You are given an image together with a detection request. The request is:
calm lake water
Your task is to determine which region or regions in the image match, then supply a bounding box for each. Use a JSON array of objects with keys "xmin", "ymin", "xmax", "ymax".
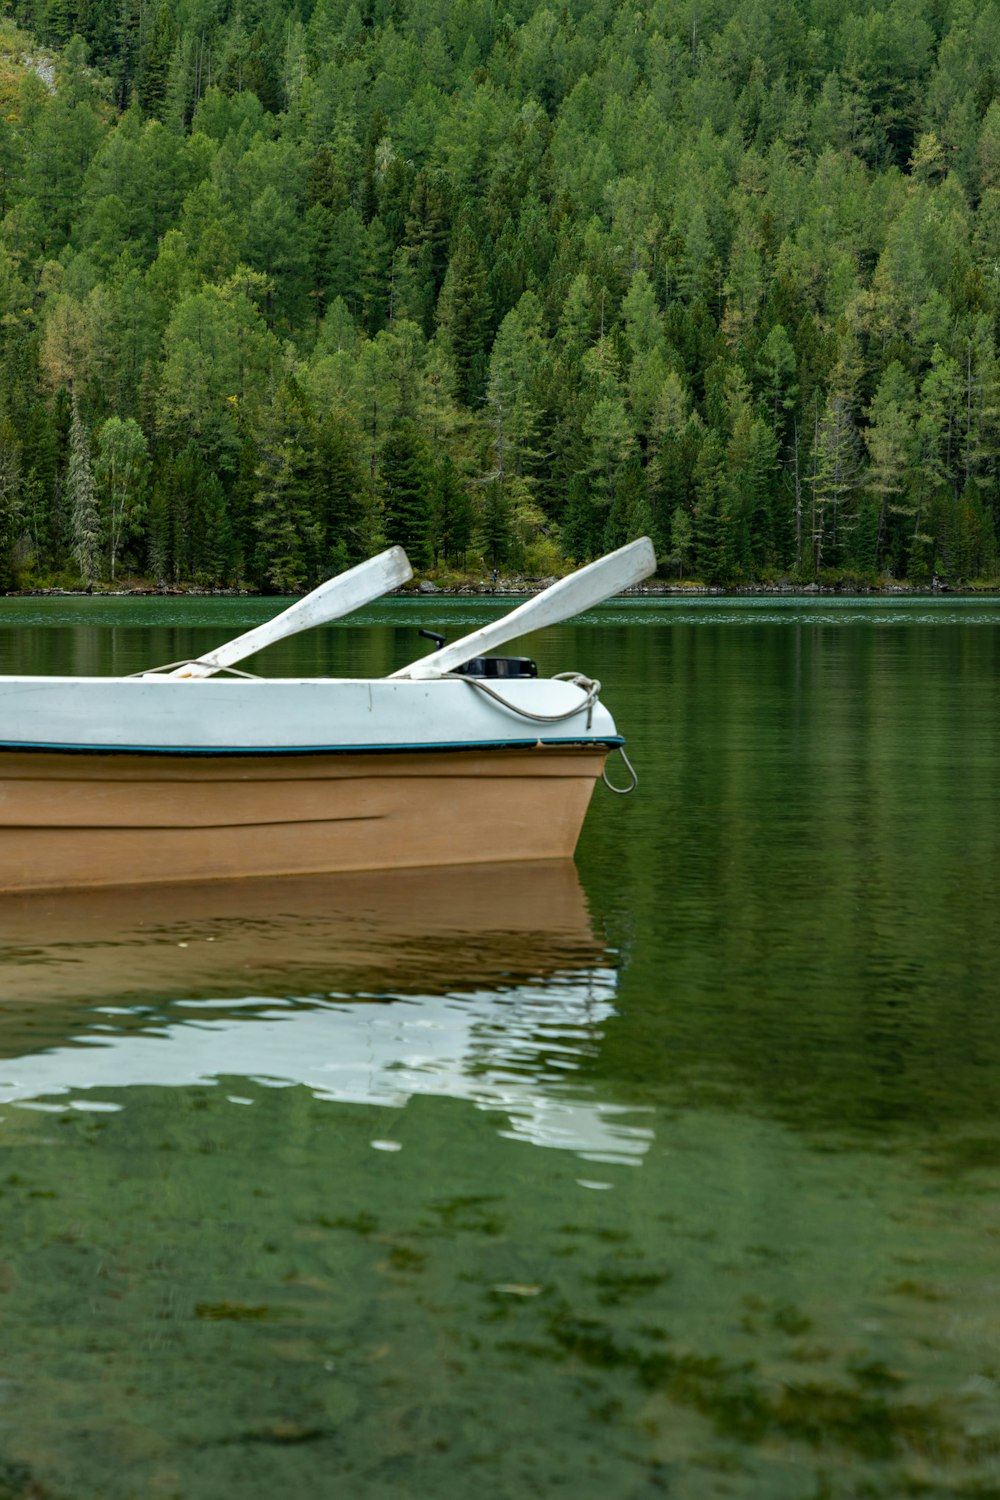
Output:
[{"xmin": 1, "ymin": 594, "xmax": 999, "ymax": 1499}]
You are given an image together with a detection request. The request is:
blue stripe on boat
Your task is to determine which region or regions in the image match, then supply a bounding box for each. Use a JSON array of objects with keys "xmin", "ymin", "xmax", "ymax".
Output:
[{"xmin": 0, "ymin": 736, "xmax": 624, "ymax": 756}]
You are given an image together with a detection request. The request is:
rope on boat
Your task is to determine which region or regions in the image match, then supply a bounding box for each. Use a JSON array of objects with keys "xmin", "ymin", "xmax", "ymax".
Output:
[
  {"xmin": 450, "ymin": 669, "xmax": 638, "ymax": 793},
  {"xmin": 601, "ymin": 745, "xmax": 638, "ymax": 795},
  {"xmin": 450, "ymin": 671, "xmax": 602, "ymax": 730},
  {"xmin": 127, "ymin": 660, "xmax": 263, "ymax": 679},
  {"xmin": 126, "ymin": 665, "xmax": 637, "ymax": 791}
]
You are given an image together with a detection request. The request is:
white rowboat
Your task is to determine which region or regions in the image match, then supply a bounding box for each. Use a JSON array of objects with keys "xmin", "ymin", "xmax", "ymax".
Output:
[{"xmin": 0, "ymin": 540, "xmax": 655, "ymax": 891}]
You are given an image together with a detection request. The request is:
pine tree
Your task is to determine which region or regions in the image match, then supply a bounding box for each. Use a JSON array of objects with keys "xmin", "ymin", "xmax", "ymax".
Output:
[
  {"xmin": 157, "ymin": 442, "xmax": 200, "ymax": 583},
  {"xmin": 153, "ymin": 440, "xmax": 233, "ymax": 584},
  {"xmin": 436, "ymin": 230, "xmax": 491, "ymax": 405},
  {"xmin": 403, "ymin": 170, "xmax": 452, "ymax": 337},
  {"xmin": 865, "ymin": 367, "xmax": 916, "ymax": 571},
  {"xmin": 961, "ymin": 314, "xmax": 1000, "ymax": 487},
  {"xmin": 380, "ymin": 419, "xmax": 431, "ymax": 568},
  {"xmin": 430, "ymin": 454, "xmax": 474, "ymax": 566},
  {"xmin": 315, "ymin": 414, "xmax": 366, "ymax": 565},
  {"xmin": 812, "ymin": 394, "xmax": 862, "ymax": 575},
  {"xmin": 0, "ymin": 418, "xmax": 23, "ymax": 589},
  {"xmin": 604, "ymin": 457, "xmax": 653, "ymax": 553},
  {"xmin": 193, "ymin": 471, "xmax": 234, "ymax": 584},
  {"xmin": 137, "ymin": 5, "xmax": 177, "ymax": 119},
  {"xmin": 479, "ymin": 481, "xmax": 513, "ymax": 571},
  {"xmin": 245, "ymin": 26, "xmax": 282, "ymax": 113},
  {"xmin": 113, "ymin": 0, "xmax": 141, "ymax": 110},
  {"xmin": 739, "ymin": 417, "xmax": 780, "ymax": 571},
  {"xmin": 668, "ymin": 506, "xmax": 694, "ymax": 578},
  {"xmin": 146, "ymin": 480, "xmax": 170, "ymax": 584},
  {"xmin": 561, "ymin": 473, "xmax": 600, "ymax": 561},
  {"xmin": 692, "ymin": 433, "xmax": 733, "ymax": 585},
  {"xmin": 253, "ymin": 385, "xmax": 320, "ymax": 591},
  {"xmin": 486, "ymin": 291, "xmax": 545, "ymax": 484},
  {"xmin": 361, "ymin": 110, "xmax": 389, "ymax": 226},
  {"xmin": 757, "ymin": 323, "xmax": 799, "ymax": 444},
  {"xmin": 19, "ymin": 401, "xmax": 56, "ymax": 569},
  {"xmin": 582, "ymin": 393, "xmax": 635, "ymax": 544},
  {"xmin": 67, "ymin": 398, "xmax": 100, "ymax": 585},
  {"xmin": 44, "ymin": 0, "xmax": 77, "ymax": 45},
  {"xmin": 362, "ymin": 215, "xmax": 392, "ymax": 335}
]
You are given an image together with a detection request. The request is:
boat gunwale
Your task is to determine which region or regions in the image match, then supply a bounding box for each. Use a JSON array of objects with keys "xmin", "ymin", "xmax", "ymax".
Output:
[{"xmin": 0, "ymin": 735, "xmax": 624, "ymax": 757}]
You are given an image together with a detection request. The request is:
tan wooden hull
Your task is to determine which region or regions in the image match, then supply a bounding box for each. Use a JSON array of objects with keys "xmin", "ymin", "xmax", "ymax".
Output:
[{"xmin": 0, "ymin": 745, "xmax": 607, "ymax": 892}]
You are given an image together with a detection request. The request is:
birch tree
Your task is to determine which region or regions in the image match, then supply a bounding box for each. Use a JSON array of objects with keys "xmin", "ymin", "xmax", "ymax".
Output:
[{"xmin": 95, "ymin": 417, "xmax": 148, "ymax": 580}]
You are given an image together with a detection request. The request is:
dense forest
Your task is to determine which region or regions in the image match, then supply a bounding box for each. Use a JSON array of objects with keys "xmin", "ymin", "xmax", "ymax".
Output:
[{"xmin": 0, "ymin": 0, "xmax": 999, "ymax": 589}]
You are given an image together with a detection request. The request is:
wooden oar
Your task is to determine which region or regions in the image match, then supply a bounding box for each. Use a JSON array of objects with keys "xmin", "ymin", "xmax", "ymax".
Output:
[
  {"xmin": 159, "ymin": 546, "xmax": 413, "ymax": 678},
  {"xmin": 391, "ymin": 537, "xmax": 656, "ymax": 680}
]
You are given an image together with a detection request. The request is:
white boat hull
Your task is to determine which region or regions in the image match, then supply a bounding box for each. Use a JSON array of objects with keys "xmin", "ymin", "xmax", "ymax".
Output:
[{"xmin": 0, "ymin": 674, "xmax": 615, "ymax": 752}]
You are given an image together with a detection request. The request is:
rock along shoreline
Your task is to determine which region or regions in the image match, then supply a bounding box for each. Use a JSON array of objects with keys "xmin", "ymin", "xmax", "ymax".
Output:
[{"xmin": 5, "ymin": 580, "xmax": 994, "ymax": 599}]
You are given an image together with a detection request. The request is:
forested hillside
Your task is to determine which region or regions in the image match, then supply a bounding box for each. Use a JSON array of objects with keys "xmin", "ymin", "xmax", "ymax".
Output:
[{"xmin": 0, "ymin": 0, "xmax": 999, "ymax": 589}]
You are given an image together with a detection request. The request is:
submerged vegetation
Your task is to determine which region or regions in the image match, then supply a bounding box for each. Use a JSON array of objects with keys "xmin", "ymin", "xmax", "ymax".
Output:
[{"xmin": 1, "ymin": 0, "xmax": 1000, "ymax": 588}]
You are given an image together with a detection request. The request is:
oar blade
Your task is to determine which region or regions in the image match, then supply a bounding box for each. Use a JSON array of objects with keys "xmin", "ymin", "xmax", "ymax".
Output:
[
  {"xmin": 395, "ymin": 537, "xmax": 655, "ymax": 680},
  {"xmin": 165, "ymin": 546, "xmax": 413, "ymax": 679}
]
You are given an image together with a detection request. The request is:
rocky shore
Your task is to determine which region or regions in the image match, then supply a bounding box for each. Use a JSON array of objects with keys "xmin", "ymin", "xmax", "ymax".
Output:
[{"xmin": 5, "ymin": 578, "xmax": 988, "ymax": 599}]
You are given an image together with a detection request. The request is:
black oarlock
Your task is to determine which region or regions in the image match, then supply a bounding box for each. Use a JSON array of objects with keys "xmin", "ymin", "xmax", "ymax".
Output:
[
  {"xmin": 454, "ymin": 656, "xmax": 538, "ymax": 679},
  {"xmin": 414, "ymin": 629, "xmax": 536, "ymax": 678}
]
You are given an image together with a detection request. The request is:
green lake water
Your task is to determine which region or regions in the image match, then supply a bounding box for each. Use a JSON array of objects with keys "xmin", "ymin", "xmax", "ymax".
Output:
[{"xmin": 0, "ymin": 594, "xmax": 999, "ymax": 1499}]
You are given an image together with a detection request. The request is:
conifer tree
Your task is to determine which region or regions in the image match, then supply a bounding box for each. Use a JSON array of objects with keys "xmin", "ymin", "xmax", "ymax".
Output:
[
  {"xmin": 479, "ymin": 481, "xmax": 513, "ymax": 571},
  {"xmin": 0, "ymin": 417, "xmax": 23, "ymax": 588},
  {"xmin": 68, "ymin": 397, "xmax": 100, "ymax": 585},
  {"xmin": 404, "ymin": 170, "xmax": 452, "ymax": 336},
  {"xmin": 486, "ymin": 291, "xmax": 545, "ymax": 484},
  {"xmin": 20, "ymin": 401, "xmax": 56, "ymax": 568},
  {"xmin": 361, "ymin": 110, "xmax": 389, "ymax": 226},
  {"xmin": 812, "ymin": 394, "xmax": 863, "ymax": 575},
  {"xmin": 315, "ymin": 414, "xmax": 367, "ymax": 564},
  {"xmin": 692, "ymin": 433, "xmax": 732, "ymax": 584},
  {"xmin": 431, "ymin": 454, "xmax": 474, "ymax": 566},
  {"xmin": 604, "ymin": 457, "xmax": 653, "ymax": 553},
  {"xmin": 380, "ymin": 419, "xmax": 432, "ymax": 569},
  {"xmin": 253, "ymin": 384, "xmax": 319, "ymax": 591},
  {"xmin": 193, "ymin": 471, "xmax": 234, "ymax": 584},
  {"xmin": 668, "ymin": 506, "xmax": 694, "ymax": 578},
  {"xmin": 865, "ymin": 366, "xmax": 916, "ymax": 569},
  {"xmin": 436, "ymin": 230, "xmax": 491, "ymax": 405},
  {"xmin": 741, "ymin": 417, "xmax": 781, "ymax": 570},
  {"xmin": 146, "ymin": 481, "xmax": 170, "ymax": 584},
  {"xmin": 560, "ymin": 473, "xmax": 597, "ymax": 562},
  {"xmin": 757, "ymin": 324, "xmax": 799, "ymax": 442},
  {"xmin": 137, "ymin": 5, "xmax": 177, "ymax": 119}
]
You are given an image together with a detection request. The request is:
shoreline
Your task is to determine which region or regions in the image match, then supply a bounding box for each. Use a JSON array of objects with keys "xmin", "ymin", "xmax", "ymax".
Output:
[{"xmin": 5, "ymin": 582, "xmax": 997, "ymax": 600}]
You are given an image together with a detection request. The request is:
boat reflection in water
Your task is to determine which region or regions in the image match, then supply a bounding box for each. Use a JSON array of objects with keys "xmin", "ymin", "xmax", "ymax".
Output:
[{"xmin": 0, "ymin": 860, "xmax": 653, "ymax": 1167}]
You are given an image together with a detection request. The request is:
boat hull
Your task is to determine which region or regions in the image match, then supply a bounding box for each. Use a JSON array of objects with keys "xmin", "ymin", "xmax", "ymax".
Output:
[{"xmin": 0, "ymin": 744, "xmax": 609, "ymax": 891}]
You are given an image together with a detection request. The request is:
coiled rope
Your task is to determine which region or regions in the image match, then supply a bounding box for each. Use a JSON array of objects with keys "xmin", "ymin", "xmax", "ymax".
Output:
[
  {"xmin": 449, "ymin": 670, "xmax": 638, "ymax": 795},
  {"xmin": 449, "ymin": 669, "xmax": 602, "ymax": 730}
]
